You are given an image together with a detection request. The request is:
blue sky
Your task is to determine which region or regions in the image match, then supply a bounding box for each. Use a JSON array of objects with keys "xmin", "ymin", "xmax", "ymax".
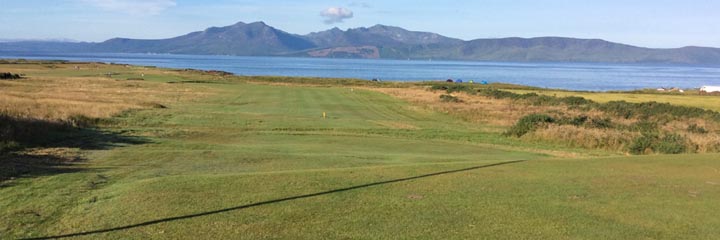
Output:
[{"xmin": 2, "ymin": 0, "xmax": 719, "ymax": 48}]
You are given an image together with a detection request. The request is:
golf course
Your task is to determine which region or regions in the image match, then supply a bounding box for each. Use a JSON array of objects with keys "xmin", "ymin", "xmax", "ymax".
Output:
[{"xmin": 1, "ymin": 61, "xmax": 719, "ymax": 239}]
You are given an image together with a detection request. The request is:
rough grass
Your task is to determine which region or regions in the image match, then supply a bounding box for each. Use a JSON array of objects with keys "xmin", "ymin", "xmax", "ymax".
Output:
[
  {"xmin": 0, "ymin": 62, "xmax": 209, "ymax": 121},
  {"xmin": 2, "ymin": 61, "xmax": 720, "ymax": 239},
  {"xmin": 510, "ymin": 89, "xmax": 720, "ymax": 112},
  {"xmin": 397, "ymin": 84, "xmax": 720, "ymax": 155}
]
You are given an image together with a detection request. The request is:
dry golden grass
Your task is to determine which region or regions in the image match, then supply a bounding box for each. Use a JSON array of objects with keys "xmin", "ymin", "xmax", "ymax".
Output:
[
  {"xmin": 525, "ymin": 125, "xmax": 637, "ymax": 152},
  {"xmin": 0, "ymin": 63, "xmax": 211, "ymax": 121},
  {"xmin": 372, "ymin": 87, "xmax": 605, "ymax": 127}
]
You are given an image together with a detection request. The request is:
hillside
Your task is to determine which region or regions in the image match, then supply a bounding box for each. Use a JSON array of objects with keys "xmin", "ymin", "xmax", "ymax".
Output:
[{"xmin": 2, "ymin": 21, "xmax": 720, "ymax": 64}]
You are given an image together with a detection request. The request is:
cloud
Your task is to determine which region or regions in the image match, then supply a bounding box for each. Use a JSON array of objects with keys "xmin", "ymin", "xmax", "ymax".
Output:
[
  {"xmin": 80, "ymin": 0, "xmax": 176, "ymax": 15},
  {"xmin": 320, "ymin": 7, "xmax": 354, "ymax": 24}
]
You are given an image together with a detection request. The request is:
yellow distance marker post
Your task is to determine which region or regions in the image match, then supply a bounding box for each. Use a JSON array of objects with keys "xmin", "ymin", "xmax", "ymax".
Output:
[{"xmin": 323, "ymin": 112, "xmax": 327, "ymax": 119}]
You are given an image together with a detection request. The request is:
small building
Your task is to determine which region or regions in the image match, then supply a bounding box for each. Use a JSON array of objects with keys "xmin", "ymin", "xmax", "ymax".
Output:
[{"xmin": 700, "ymin": 86, "xmax": 720, "ymax": 93}]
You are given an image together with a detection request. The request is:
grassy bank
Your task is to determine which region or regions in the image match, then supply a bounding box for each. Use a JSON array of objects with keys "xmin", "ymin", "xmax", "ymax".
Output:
[{"xmin": 2, "ymin": 60, "xmax": 719, "ymax": 239}]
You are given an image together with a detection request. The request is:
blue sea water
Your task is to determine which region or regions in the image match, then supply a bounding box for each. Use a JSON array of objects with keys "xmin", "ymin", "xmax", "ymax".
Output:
[{"xmin": 1, "ymin": 52, "xmax": 719, "ymax": 91}]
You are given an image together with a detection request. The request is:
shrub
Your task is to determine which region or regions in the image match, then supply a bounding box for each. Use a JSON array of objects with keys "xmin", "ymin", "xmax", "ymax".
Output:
[
  {"xmin": 598, "ymin": 101, "xmax": 720, "ymax": 121},
  {"xmin": 0, "ymin": 141, "xmax": 21, "ymax": 153},
  {"xmin": 561, "ymin": 115, "xmax": 588, "ymax": 126},
  {"xmin": 588, "ymin": 118, "xmax": 613, "ymax": 129},
  {"xmin": 628, "ymin": 132, "xmax": 688, "ymax": 154},
  {"xmin": 68, "ymin": 115, "xmax": 104, "ymax": 128},
  {"xmin": 439, "ymin": 94, "xmax": 461, "ymax": 103},
  {"xmin": 656, "ymin": 134, "xmax": 688, "ymax": 154},
  {"xmin": 687, "ymin": 124, "xmax": 708, "ymax": 134},
  {"xmin": 629, "ymin": 133, "xmax": 658, "ymax": 154},
  {"xmin": 628, "ymin": 121, "xmax": 658, "ymax": 133},
  {"xmin": 505, "ymin": 114, "xmax": 555, "ymax": 137},
  {"xmin": 477, "ymin": 89, "xmax": 520, "ymax": 100},
  {"xmin": 429, "ymin": 84, "xmax": 473, "ymax": 94},
  {"xmin": 560, "ymin": 96, "xmax": 591, "ymax": 106},
  {"xmin": 0, "ymin": 72, "xmax": 21, "ymax": 80}
]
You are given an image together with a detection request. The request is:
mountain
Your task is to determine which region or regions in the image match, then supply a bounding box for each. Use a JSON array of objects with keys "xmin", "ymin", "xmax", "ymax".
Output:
[
  {"xmin": 452, "ymin": 38, "xmax": 720, "ymax": 64},
  {"xmin": 2, "ymin": 21, "xmax": 720, "ymax": 65},
  {"xmin": 93, "ymin": 21, "xmax": 316, "ymax": 55},
  {"xmin": 306, "ymin": 24, "xmax": 462, "ymax": 47}
]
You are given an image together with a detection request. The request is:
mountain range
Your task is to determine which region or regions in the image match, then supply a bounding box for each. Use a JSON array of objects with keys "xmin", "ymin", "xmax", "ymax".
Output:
[{"xmin": 2, "ymin": 21, "xmax": 720, "ymax": 65}]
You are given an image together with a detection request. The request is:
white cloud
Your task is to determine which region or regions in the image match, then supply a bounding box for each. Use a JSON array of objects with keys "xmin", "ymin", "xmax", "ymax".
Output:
[
  {"xmin": 320, "ymin": 7, "xmax": 354, "ymax": 24},
  {"xmin": 80, "ymin": 0, "xmax": 176, "ymax": 15}
]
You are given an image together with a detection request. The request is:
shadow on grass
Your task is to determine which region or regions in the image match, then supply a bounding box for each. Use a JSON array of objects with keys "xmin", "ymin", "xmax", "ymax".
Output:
[
  {"xmin": 0, "ymin": 116, "xmax": 149, "ymax": 184},
  {"xmin": 20, "ymin": 160, "xmax": 526, "ymax": 240}
]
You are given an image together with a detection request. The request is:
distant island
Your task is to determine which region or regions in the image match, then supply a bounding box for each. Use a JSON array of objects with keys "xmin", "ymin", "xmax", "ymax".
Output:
[{"xmin": 2, "ymin": 21, "xmax": 720, "ymax": 65}]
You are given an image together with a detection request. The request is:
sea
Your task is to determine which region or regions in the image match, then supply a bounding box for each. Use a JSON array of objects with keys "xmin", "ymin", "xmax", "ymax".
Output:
[{"xmin": 1, "ymin": 52, "xmax": 719, "ymax": 91}]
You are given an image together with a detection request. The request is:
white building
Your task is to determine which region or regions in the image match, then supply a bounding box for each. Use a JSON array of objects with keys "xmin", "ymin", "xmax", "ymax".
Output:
[{"xmin": 700, "ymin": 86, "xmax": 720, "ymax": 93}]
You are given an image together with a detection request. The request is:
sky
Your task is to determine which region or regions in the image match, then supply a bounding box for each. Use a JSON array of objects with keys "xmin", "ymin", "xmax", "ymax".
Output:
[{"xmin": 1, "ymin": 0, "xmax": 719, "ymax": 48}]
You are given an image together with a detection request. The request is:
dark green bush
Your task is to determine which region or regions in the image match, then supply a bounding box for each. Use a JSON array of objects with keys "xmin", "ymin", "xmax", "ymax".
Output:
[
  {"xmin": 628, "ymin": 132, "xmax": 688, "ymax": 154},
  {"xmin": 439, "ymin": 94, "xmax": 462, "ymax": 103},
  {"xmin": 598, "ymin": 101, "xmax": 720, "ymax": 121},
  {"xmin": 477, "ymin": 89, "xmax": 521, "ymax": 100},
  {"xmin": 629, "ymin": 133, "xmax": 657, "ymax": 154},
  {"xmin": 560, "ymin": 96, "xmax": 591, "ymax": 106},
  {"xmin": 68, "ymin": 115, "xmax": 107, "ymax": 128},
  {"xmin": 627, "ymin": 121, "xmax": 658, "ymax": 133},
  {"xmin": 655, "ymin": 134, "xmax": 688, "ymax": 154},
  {"xmin": 687, "ymin": 124, "xmax": 708, "ymax": 134},
  {"xmin": 562, "ymin": 115, "xmax": 588, "ymax": 126},
  {"xmin": 588, "ymin": 118, "xmax": 613, "ymax": 129},
  {"xmin": 0, "ymin": 141, "xmax": 21, "ymax": 153},
  {"xmin": 429, "ymin": 83, "xmax": 473, "ymax": 94},
  {"xmin": 0, "ymin": 72, "xmax": 21, "ymax": 80},
  {"xmin": 505, "ymin": 114, "xmax": 555, "ymax": 137}
]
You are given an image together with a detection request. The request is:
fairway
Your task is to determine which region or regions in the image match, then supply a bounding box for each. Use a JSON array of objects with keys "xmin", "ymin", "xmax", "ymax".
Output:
[{"xmin": 2, "ymin": 64, "xmax": 720, "ymax": 239}]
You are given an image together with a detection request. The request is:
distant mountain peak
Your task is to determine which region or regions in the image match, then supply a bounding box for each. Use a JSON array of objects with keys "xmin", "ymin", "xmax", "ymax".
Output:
[
  {"xmin": 369, "ymin": 24, "xmax": 395, "ymax": 29},
  {"xmin": 3, "ymin": 20, "xmax": 719, "ymax": 64}
]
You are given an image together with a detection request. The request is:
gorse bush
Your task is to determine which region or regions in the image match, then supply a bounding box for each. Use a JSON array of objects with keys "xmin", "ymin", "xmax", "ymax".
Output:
[
  {"xmin": 656, "ymin": 134, "xmax": 688, "ymax": 154},
  {"xmin": 629, "ymin": 133, "xmax": 658, "ymax": 154},
  {"xmin": 560, "ymin": 115, "xmax": 589, "ymax": 126},
  {"xmin": 430, "ymin": 83, "xmax": 475, "ymax": 94},
  {"xmin": 597, "ymin": 101, "xmax": 720, "ymax": 120},
  {"xmin": 629, "ymin": 133, "xmax": 688, "ymax": 154},
  {"xmin": 0, "ymin": 72, "xmax": 21, "ymax": 80},
  {"xmin": 439, "ymin": 94, "xmax": 462, "ymax": 103},
  {"xmin": 590, "ymin": 118, "xmax": 613, "ymax": 128},
  {"xmin": 687, "ymin": 124, "xmax": 708, "ymax": 134},
  {"xmin": 505, "ymin": 114, "xmax": 555, "ymax": 137},
  {"xmin": 627, "ymin": 121, "xmax": 658, "ymax": 133}
]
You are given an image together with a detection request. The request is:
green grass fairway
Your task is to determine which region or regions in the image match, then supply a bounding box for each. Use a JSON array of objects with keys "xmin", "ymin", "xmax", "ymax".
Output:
[{"xmin": 2, "ymin": 68, "xmax": 720, "ymax": 239}]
